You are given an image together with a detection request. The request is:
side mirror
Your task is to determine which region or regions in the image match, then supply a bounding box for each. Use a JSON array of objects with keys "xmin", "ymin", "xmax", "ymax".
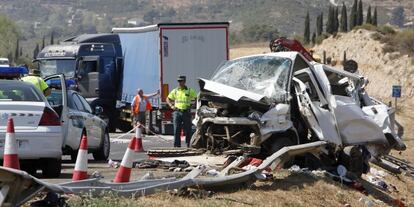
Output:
[{"xmin": 95, "ymin": 106, "xmax": 103, "ymax": 115}]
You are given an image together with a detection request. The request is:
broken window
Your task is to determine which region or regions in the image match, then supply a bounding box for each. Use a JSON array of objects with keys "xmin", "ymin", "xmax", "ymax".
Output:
[
  {"xmin": 295, "ymin": 71, "xmax": 320, "ymax": 102},
  {"xmin": 211, "ymin": 56, "xmax": 291, "ymax": 102}
]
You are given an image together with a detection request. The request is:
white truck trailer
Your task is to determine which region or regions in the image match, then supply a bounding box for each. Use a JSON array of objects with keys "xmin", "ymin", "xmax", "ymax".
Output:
[{"xmin": 112, "ymin": 22, "xmax": 229, "ymax": 133}]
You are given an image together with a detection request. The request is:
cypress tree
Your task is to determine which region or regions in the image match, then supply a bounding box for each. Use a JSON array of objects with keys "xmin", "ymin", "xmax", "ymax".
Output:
[
  {"xmin": 319, "ymin": 12, "xmax": 323, "ymax": 35},
  {"xmin": 8, "ymin": 53, "xmax": 13, "ymax": 64},
  {"xmin": 304, "ymin": 11, "xmax": 310, "ymax": 43},
  {"xmin": 50, "ymin": 31, "xmax": 54, "ymax": 45},
  {"xmin": 373, "ymin": 6, "xmax": 378, "ymax": 26},
  {"xmin": 326, "ymin": 6, "xmax": 334, "ymax": 34},
  {"xmin": 41, "ymin": 36, "xmax": 45, "ymax": 49},
  {"xmin": 19, "ymin": 47, "xmax": 23, "ymax": 57},
  {"xmin": 357, "ymin": 0, "xmax": 363, "ymax": 25},
  {"xmin": 334, "ymin": 6, "xmax": 339, "ymax": 32},
  {"xmin": 311, "ymin": 32, "xmax": 316, "ymax": 45},
  {"xmin": 15, "ymin": 39, "xmax": 20, "ymax": 59},
  {"xmin": 33, "ymin": 43, "xmax": 39, "ymax": 59},
  {"xmin": 340, "ymin": 2, "xmax": 348, "ymax": 32},
  {"xmin": 316, "ymin": 13, "xmax": 323, "ymax": 36},
  {"xmin": 366, "ymin": 5, "xmax": 372, "ymax": 24},
  {"xmin": 350, "ymin": 0, "xmax": 358, "ymax": 29}
]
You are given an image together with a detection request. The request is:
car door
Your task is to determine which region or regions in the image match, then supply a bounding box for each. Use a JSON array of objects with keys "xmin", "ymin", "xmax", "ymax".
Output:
[
  {"xmin": 71, "ymin": 93, "xmax": 100, "ymax": 147},
  {"xmin": 77, "ymin": 93, "xmax": 104, "ymax": 147},
  {"xmin": 293, "ymin": 69, "xmax": 342, "ymax": 145},
  {"xmin": 45, "ymin": 74, "xmax": 68, "ymax": 148}
]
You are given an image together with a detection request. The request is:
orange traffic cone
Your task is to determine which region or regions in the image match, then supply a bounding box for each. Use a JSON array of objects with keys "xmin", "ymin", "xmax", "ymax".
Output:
[
  {"xmin": 135, "ymin": 126, "xmax": 144, "ymax": 152},
  {"xmin": 113, "ymin": 137, "xmax": 137, "ymax": 183},
  {"xmin": 3, "ymin": 118, "xmax": 20, "ymax": 170},
  {"xmin": 72, "ymin": 135, "xmax": 88, "ymax": 181},
  {"xmin": 180, "ymin": 129, "xmax": 185, "ymax": 142}
]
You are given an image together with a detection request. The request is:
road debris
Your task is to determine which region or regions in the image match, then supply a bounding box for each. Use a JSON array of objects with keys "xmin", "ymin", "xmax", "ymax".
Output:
[
  {"xmin": 0, "ymin": 141, "xmax": 326, "ymax": 206},
  {"xmin": 108, "ymin": 159, "xmax": 120, "ymax": 168}
]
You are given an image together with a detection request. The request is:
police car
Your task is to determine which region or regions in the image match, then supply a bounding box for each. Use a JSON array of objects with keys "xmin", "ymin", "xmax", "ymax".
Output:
[
  {"xmin": 45, "ymin": 75, "xmax": 110, "ymax": 163},
  {"xmin": 0, "ymin": 67, "xmax": 63, "ymax": 177},
  {"xmin": 0, "ymin": 69, "xmax": 109, "ymax": 177}
]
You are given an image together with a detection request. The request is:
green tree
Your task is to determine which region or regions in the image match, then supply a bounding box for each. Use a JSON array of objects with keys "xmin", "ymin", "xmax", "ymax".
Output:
[
  {"xmin": 316, "ymin": 12, "xmax": 324, "ymax": 36},
  {"xmin": 15, "ymin": 39, "xmax": 20, "ymax": 60},
  {"xmin": 304, "ymin": 11, "xmax": 310, "ymax": 44},
  {"xmin": 41, "ymin": 36, "xmax": 45, "ymax": 49},
  {"xmin": 334, "ymin": 6, "xmax": 339, "ymax": 33},
  {"xmin": 50, "ymin": 31, "xmax": 54, "ymax": 45},
  {"xmin": 311, "ymin": 32, "xmax": 316, "ymax": 45},
  {"xmin": 366, "ymin": 5, "xmax": 372, "ymax": 24},
  {"xmin": 0, "ymin": 15, "xmax": 20, "ymax": 58},
  {"xmin": 340, "ymin": 2, "xmax": 348, "ymax": 32},
  {"xmin": 372, "ymin": 6, "xmax": 378, "ymax": 26},
  {"xmin": 357, "ymin": 0, "xmax": 363, "ymax": 26},
  {"xmin": 326, "ymin": 6, "xmax": 334, "ymax": 34},
  {"xmin": 33, "ymin": 43, "xmax": 39, "ymax": 59},
  {"xmin": 350, "ymin": 0, "xmax": 358, "ymax": 29}
]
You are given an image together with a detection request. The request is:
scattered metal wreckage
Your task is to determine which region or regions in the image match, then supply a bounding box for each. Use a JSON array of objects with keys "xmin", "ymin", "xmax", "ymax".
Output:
[
  {"xmin": 0, "ymin": 141, "xmax": 326, "ymax": 206},
  {"xmin": 191, "ymin": 51, "xmax": 405, "ymax": 177}
]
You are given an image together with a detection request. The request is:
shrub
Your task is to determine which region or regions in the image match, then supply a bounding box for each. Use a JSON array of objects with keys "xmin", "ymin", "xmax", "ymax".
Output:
[
  {"xmin": 370, "ymin": 32, "xmax": 383, "ymax": 41},
  {"xmin": 376, "ymin": 25, "xmax": 396, "ymax": 35},
  {"xmin": 353, "ymin": 23, "xmax": 377, "ymax": 31},
  {"xmin": 392, "ymin": 29, "xmax": 414, "ymax": 55},
  {"xmin": 315, "ymin": 33, "xmax": 330, "ymax": 44}
]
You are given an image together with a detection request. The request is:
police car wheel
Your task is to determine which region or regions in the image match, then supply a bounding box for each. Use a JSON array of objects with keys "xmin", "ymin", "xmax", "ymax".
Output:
[{"xmin": 93, "ymin": 130, "xmax": 110, "ymax": 161}]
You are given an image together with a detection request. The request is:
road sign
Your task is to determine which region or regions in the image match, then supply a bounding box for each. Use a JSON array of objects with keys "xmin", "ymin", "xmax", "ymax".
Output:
[{"xmin": 392, "ymin": 85, "xmax": 401, "ymax": 98}]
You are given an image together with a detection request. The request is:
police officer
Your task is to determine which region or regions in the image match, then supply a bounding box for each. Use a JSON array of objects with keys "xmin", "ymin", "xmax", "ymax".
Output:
[
  {"xmin": 21, "ymin": 69, "xmax": 51, "ymax": 96},
  {"xmin": 167, "ymin": 75, "xmax": 197, "ymax": 147}
]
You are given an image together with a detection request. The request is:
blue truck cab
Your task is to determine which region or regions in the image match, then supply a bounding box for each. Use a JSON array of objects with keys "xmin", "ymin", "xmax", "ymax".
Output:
[{"xmin": 36, "ymin": 34, "xmax": 123, "ymax": 131}]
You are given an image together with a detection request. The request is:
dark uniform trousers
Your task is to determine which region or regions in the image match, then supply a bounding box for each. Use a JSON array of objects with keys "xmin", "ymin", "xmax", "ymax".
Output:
[{"xmin": 173, "ymin": 110, "xmax": 192, "ymax": 147}]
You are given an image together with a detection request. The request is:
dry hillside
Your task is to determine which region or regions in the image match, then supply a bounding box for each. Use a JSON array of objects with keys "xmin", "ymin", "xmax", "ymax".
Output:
[{"xmin": 313, "ymin": 29, "xmax": 414, "ymax": 111}]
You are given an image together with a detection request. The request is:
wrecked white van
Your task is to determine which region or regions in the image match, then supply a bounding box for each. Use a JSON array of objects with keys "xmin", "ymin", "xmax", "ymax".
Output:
[{"xmin": 192, "ymin": 52, "xmax": 405, "ymax": 175}]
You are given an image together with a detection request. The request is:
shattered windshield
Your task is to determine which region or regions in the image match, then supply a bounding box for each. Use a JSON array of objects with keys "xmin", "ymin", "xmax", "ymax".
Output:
[{"xmin": 211, "ymin": 55, "xmax": 291, "ymax": 101}]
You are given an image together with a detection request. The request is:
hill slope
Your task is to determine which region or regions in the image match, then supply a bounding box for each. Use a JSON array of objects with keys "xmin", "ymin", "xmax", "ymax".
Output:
[{"xmin": 312, "ymin": 29, "xmax": 414, "ymax": 109}]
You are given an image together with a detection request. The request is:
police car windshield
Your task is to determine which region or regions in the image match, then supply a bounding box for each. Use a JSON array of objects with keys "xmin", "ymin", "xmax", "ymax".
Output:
[{"xmin": 39, "ymin": 59, "xmax": 75, "ymax": 77}]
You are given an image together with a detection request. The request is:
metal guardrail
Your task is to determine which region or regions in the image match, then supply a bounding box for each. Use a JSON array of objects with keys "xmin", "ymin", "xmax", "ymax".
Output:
[{"xmin": 0, "ymin": 141, "xmax": 327, "ymax": 206}]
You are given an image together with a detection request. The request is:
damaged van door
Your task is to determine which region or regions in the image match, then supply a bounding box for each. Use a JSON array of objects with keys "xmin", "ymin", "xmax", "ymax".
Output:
[{"xmin": 293, "ymin": 69, "xmax": 342, "ymax": 145}]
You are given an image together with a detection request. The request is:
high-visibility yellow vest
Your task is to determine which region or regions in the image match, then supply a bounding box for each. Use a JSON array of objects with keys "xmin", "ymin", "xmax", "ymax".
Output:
[
  {"xmin": 167, "ymin": 87, "xmax": 197, "ymax": 110},
  {"xmin": 21, "ymin": 75, "xmax": 49, "ymax": 93}
]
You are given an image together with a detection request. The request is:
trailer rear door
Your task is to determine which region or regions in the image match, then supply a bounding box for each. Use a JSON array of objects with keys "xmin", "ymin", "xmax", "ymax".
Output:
[{"xmin": 160, "ymin": 23, "xmax": 229, "ymax": 98}]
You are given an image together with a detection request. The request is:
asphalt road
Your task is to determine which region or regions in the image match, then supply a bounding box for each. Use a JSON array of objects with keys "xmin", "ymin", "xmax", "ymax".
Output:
[{"xmin": 42, "ymin": 132, "xmax": 181, "ymax": 183}]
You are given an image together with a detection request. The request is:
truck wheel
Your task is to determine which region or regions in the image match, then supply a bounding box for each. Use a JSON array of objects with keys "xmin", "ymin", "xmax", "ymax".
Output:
[
  {"xmin": 42, "ymin": 159, "xmax": 62, "ymax": 178},
  {"xmin": 93, "ymin": 130, "xmax": 110, "ymax": 161},
  {"xmin": 117, "ymin": 120, "xmax": 132, "ymax": 132}
]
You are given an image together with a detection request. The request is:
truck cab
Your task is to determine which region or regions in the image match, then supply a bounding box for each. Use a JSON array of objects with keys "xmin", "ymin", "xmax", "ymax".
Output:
[{"xmin": 36, "ymin": 34, "xmax": 123, "ymax": 131}]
